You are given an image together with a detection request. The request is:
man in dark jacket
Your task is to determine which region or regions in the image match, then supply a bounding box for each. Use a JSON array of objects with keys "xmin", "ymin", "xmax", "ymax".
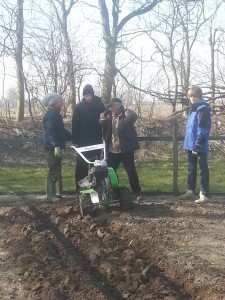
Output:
[
  {"xmin": 72, "ymin": 84, "xmax": 106, "ymax": 190},
  {"xmin": 43, "ymin": 93, "xmax": 71, "ymax": 202},
  {"xmin": 100, "ymin": 98, "xmax": 143, "ymax": 202}
]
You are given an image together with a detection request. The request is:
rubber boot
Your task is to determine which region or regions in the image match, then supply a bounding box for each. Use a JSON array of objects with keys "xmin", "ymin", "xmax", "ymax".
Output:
[
  {"xmin": 46, "ymin": 179, "xmax": 59, "ymax": 203},
  {"xmin": 56, "ymin": 175, "xmax": 63, "ymax": 199}
]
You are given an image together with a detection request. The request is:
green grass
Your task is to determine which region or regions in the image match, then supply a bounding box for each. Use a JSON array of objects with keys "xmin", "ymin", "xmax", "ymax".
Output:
[
  {"xmin": 0, "ymin": 163, "xmax": 75, "ymax": 194},
  {"xmin": 0, "ymin": 160, "xmax": 224, "ymax": 194},
  {"xmin": 117, "ymin": 162, "xmax": 175, "ymax": 193}
]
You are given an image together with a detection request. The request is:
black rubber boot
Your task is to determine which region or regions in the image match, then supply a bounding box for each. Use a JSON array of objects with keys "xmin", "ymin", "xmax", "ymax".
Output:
[{"xmin": 46, "ymin": 179, "xmax": 59, "ymax": 203}]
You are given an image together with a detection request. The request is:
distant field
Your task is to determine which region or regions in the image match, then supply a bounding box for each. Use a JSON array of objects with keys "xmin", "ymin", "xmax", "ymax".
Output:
[{"xmin": 0, "ymin": 101, "xmax": 182, "ymax": 120}]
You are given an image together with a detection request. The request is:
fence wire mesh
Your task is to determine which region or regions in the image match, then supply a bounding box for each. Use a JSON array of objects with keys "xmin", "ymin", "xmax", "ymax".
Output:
[{"xmin": 1, "ymin": 138, "xmax": 225, "ymax": 194}]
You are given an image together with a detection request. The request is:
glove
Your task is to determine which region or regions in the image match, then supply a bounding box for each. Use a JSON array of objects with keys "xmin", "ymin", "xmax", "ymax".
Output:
[
  {"xmin": 192, "ymin": 149, "xmax": 198, "ymax": 156},
  {"xmin": 72, "ymin": 143, "xmax": 78, "ymax": 148},
  {"xmin": 54, "ymin": 147, "xmax": 62, "ymax": 158},
  {"xmin": 191, "ymin": 146, "xmax": 199, "ymax": 156}
]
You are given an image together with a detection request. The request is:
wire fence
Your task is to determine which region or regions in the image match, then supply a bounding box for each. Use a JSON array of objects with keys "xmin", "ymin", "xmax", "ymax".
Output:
[{"xmin": 1, "ymin": 121, "xmax": 225, "ymax": 194}]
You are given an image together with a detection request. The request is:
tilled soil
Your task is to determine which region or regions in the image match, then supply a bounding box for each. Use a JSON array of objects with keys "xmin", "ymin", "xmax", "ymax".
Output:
[{"xmin": 0, "ymin": 194, "xmax": 225, "ymax": 300}]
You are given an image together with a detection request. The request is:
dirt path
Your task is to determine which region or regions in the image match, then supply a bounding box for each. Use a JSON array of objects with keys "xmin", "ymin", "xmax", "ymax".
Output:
[{"xmin": 0, "ymin": 194, "xmax": 225, "ymax": 299}]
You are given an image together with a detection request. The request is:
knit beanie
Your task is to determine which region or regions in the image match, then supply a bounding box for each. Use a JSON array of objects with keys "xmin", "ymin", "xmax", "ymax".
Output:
[
  {"xmin": 43, "ymin": 93, "xmax": 62, "ymax": 106},
  {"xmin": 83, "ymin": 84, "xmax": 94, "ymax": 96}
]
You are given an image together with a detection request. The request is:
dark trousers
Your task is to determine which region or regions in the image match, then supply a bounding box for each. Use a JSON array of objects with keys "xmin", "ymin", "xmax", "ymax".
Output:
[
  {"xmin": 187, "ymin": 150, "xmax": 209, "ymax": 196},
  {"xmin": 46, "ymin": 149, "xmax": 62, "ymax": 195},
  {"xmin": 107, "ymin": 152, "xmax": 141, "ymax": 194},
  {"xmin": 46, "ymin": 150, "xmax": 62, "ymax": 182},
  {"xmin": 75, "ymin": 150, "xmax": 101, "ymax": 191}
]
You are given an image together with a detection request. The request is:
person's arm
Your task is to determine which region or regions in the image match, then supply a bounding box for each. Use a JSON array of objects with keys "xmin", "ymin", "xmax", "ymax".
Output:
[
  {"xmin": 72, "ymin": 106, "xmax": 80, "ymax": 145},
  {"xmin": 99, "ymin": 111, "xmax": 111, "ymax": 141},
  {"xmin": 193, "ymin": 106, "xmax": 211, "ymax": 152},
  {"xmin": 99, "ymin": 112, "xmax": 106, "ymax": 125},
  {"xmin": 96, "ymin": 97, "xmax": 106, "ymax": 125},
  {"xmin": 100, "ymin": 101, "xmax": 106, "ymax": 114},
  {"xmin": 64, "ymin": 129, "xmax": 72, "ymax": 141},
  {"xmin": 125, "ymin": 109, "xmax": 137, "ymax": 123},
  {"xmin": 45, "ymin": 114, "xmax": 59, "ymax": 147}
]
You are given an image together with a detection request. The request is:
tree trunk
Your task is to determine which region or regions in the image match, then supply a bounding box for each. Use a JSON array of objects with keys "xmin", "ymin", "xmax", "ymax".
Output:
[
  {"xmin": 15, "ymin": 0, "xmax": 24, "ymax": 122},
  {"xmin": 98, "ymin": 0, "xmax": 160, "ymax": 105},
  {"xmin": 65, "ymin": 32, "xmax": 76, "ymax": 113},
  {"xmin": 101, "ymin": 44, "xmax": 116, "ymax": 104},
  {"xmin": 51, "ymin": 0, "xmax": 77, "ymax": 114},
  {"xmin": 209, "ymin": 27, "xmax": 216, "ymax": 114}
]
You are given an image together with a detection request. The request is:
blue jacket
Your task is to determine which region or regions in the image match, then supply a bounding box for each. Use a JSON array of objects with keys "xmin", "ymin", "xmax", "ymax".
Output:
[
  {"xmin": 43, "ymin": 107, "xmax": 71, "ymax": 150},
  {"xmin": 183, "ymin": 99, "xmax": 211, "ymax": 152}
]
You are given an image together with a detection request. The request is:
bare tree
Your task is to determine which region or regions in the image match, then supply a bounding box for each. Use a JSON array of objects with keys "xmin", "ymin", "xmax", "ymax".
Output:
[
  {"xmin": 215, "ymin": 29, "xmax": 225, "ymax": 92},
  {"xmin": 133, "ymin": 0, "xmax": 223, "ymax": 111},
  {"xmin": 15, "ymin": 0, "xmax": 24, "ymax": 122},
  {"xmin": 48, "ymin": 0, "xmax": 78, "ymax": 113},
  {"xmin": 209, "ymin": 26, "xmax": 217, "ymax": 112},
  {"xmin": 0, "ymin": 0, "xmax": 25, "ymax": 122},
  {"xmin": 98, "ymin": 0, "xmax": 161, "ymax": 104}
]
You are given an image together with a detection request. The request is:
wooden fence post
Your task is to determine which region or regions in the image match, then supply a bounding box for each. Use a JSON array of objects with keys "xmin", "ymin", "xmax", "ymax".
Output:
[{"xmin": 172, "ymin": 120, "xmax": 179, "ymax": 195}]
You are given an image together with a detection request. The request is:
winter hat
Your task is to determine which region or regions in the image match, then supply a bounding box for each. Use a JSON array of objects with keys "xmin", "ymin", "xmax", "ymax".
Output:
[
  {"xmin": 83, "ymin": 84, "xmax": 94, "ymax": 96},
  {"xmin": 43, "ymin": 93, "xmax": 62, "ymax": 106},
  {"xmin": 109, "ymin": 98, "xmax": 122, "ymax": 105}
]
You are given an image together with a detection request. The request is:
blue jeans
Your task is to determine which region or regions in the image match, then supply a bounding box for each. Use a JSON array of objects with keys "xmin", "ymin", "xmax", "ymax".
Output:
[{"xmin": 187, "ymin": 150, "xmax": 209, "ymax": 196}]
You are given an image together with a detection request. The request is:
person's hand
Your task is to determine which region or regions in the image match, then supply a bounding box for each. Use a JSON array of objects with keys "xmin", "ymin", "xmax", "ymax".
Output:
[
  {"xmin": 99, "ymin": 112, "xmax": 106, "ymax": 123},
  {"xmin": 125, "ymin": 109, "xmax": 131, "ymax": 119},
  {"xmin": 192, "ymin": 149, "xmax": 198, "ymax": 156},
  {"xmin": 54, "ymin": 147, "xmax": 62, "ymax": 158}
]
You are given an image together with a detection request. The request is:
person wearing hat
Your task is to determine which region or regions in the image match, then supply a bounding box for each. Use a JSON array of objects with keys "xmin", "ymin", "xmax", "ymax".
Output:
[
  {"xmin": 100, "ymin": 98, "xmax": 143, "ymax": 202},
  {"xmin": 43, "ymin": 93, "xmax": 71, "ymax": 202},
  {"xmin": 72, "ymin": 84, "xmax": 106, "ymax": 191}
]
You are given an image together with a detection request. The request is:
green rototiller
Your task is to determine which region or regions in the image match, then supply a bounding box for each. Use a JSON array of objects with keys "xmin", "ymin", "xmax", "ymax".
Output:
[{"xmin": 71, "ymin": 141, "xmax": 133, "ymax": 216}]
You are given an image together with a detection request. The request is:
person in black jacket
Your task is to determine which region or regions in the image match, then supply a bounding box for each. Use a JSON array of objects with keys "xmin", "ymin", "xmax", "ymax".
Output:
[
  {"xmin": 100, "ymin": 98, "xmax": 143, "ymax": 202},
  {"xmin": 43, "ymin": 93, "xmax": 71, "ymax": 202},
  {"xmin": 72, "ymin": 84, "xmax": 106, "ymax": 190}
]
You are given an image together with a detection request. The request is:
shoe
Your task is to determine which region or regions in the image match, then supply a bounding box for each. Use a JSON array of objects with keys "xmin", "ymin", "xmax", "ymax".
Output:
[
  {"xmin": 179, "ymin": 190, "xmax": 196, "ymax": 200},
  {"xmin": 48, "ymin": 196, "xmax": 59, "ymax": 203},
  {"xmin": 195, "ymin": 191, "xmax": 210, "ymax": 204},
  {"xmin": 136, "ymin": 194, "xmax": 144, "ymax": 203},
  {"xmin": 111, "ymin": 189, "xmax": 120, "ymax": 202}
]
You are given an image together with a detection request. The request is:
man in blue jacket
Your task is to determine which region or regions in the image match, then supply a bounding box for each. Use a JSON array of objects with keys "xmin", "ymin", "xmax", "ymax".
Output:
[{"xmin": 181, "ymin": 86, "xmax": 211, "ymax": 204}]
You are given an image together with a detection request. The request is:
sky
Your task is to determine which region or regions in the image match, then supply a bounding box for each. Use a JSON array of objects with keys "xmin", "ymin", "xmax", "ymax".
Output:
[{"xmin": 0, "ymin": 0, "xmax": 225, "ymax": 99}]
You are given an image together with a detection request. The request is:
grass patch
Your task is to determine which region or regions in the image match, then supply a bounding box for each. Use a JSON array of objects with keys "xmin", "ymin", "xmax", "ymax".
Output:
[
  {"xmin": 0, "ymin": 164, "xmax": 47, "ymax": 194},
  {"xmin": 0, "ymin": 160, "xmax": 224, "ymax": 194},
  {"xmin": 117, "ymin": 162, "xmax": 175, "ymax": 193}
]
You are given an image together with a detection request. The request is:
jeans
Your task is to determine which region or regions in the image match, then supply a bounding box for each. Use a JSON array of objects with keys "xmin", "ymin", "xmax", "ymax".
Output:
[
  {"xmin": 187, "ymin": 150, "xmax": 209, "ymax": 196},
  {"xmin": 107, "ymin": 152, "xmax": 141, "ymax": 194}
]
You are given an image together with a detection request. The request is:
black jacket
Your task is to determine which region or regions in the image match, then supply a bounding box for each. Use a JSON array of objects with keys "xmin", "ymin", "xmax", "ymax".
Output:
[
  {"xmin": 72, "ymin": 96, "xmax": 106, "ymax": 146},
  {"xmin": 43, "ymin": 107, "xmax": 71, "ymax": 150},
  {"xmin": 102, "ymin": 108, "xmax": 139, "ymax": 153}
]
